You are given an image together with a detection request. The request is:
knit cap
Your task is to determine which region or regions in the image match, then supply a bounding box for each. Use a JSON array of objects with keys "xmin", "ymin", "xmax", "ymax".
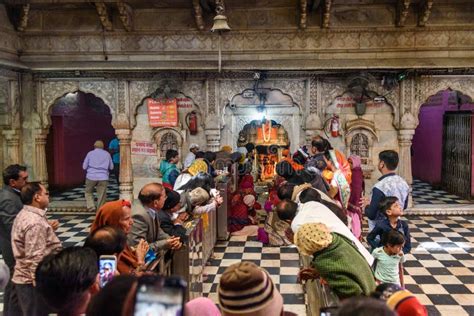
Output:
[
  {"xmin": 218, "ymin": 261, "xmax": 283, "ymax": 316},
  {"xmin": 387, "ymin": 290, "xmax": 428, "ymax": 316},
  {"xmin": 294, "ymin": 222, "xmax": 333, "ymax": 256},
  {"xmin": 243, "ymin": 194, "xmax": 255, "ymax": 207},
  {"xmin": 189, "ymin": 187, "xmax": 210, "ymax": 206}
]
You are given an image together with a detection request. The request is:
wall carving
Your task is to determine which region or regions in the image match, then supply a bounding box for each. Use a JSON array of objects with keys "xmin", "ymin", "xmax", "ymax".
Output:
[
  {"xmin": 153, "ymin": 128, "xmax": 184, "ymax": 161},
  {"xmin": 40, "ymin": 80, "xmax": 117, "ymax": 128},
  {"xmin": 344, "ymin": 118, "xmax": 378, "ymax": 178},
  {"xmin": 19, "ymin": 29, "xmax": 474, "ymax": 56},
  {"xmin": 272, "ymin": 80, "xmax": 305, "ymax": 109}
]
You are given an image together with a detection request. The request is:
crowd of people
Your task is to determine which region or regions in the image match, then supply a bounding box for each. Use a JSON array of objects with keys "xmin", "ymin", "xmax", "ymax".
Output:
[{"xmin": 0, "ymin": 135, "xmax": 428, "ymax": 316}]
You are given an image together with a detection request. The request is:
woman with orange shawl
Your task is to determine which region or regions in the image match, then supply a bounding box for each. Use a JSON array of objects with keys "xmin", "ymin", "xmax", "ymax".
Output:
[
  {"xmin": 311, "ymin": 136, "xmax": 352, "ymax": 209},
  {"xmin": 90, "ymin": 200, "xmax": 149, "ymax": 275}
]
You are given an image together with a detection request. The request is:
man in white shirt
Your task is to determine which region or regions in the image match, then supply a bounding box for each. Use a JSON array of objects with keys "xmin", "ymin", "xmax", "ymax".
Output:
[
  {"xmin": 183, "ymin": 143, "xmax": 199, "ymax": 169},
  {"xmin": 276, "ymin": 199, "xmax": 373, "ymax": 265}
]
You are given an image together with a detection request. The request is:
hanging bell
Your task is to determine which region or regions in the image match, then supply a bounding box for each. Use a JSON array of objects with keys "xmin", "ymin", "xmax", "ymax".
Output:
[{"xmin": 211, "ymin": 14, "xmax": 231, "ymax": 32}]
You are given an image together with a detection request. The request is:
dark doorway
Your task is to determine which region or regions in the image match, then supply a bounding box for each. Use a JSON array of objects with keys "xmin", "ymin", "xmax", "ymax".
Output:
[
  {"xmin": 46, "ymin": 92, "xmax": 116, "ymax": 191},
  {"xmin": 442, "ymin": 112, "xmax": 473, "ymax": 199}
]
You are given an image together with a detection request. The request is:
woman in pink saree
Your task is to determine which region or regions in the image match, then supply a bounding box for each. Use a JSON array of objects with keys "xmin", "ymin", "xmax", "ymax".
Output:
[{"xmin": 347, "ymin": 155, "xmax": 364, "ymax": 239}]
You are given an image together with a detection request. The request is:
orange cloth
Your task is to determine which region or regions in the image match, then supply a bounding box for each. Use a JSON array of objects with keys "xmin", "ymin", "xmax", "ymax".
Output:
[
  {"xmin": 322, "ymin": 150, "xmax": 352, "ymax": 184},
  {"xmin": 90, "ymin": 200, "xmax": 140, "ymax": 275}
]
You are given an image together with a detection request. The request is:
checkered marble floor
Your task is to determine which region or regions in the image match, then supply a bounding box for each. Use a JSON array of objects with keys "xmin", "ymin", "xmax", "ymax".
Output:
[
  {"xmin": 1, "ymin": 214, "xmax": 473, "ymax": 315},
  {"xmin": 412, "ymin": 179, "xmax": 473, "ymax": 205},
  {"xmin": 50, "ymin": 179, "xmax": 120, "ymax": 203}
]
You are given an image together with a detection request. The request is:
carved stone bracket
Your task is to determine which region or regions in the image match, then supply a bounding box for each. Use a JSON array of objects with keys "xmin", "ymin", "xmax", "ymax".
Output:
[
  {"xmin": 192, "ymin": 0, "xmax": 205, "ymax": 31},
  {"xmin": 95, "ymin": 3, "xmax": 113, "ymax": 31},
  {"xmin": 17, "ymin": 4, "xmax": 30, "ymax": 32},
  {"xmin": 117, "ymin": 2, "xmax": 133, "ymax": 32},
  {"xmin": 418, "ymin": 0, "xmax": 434, "ymax": 27},
  {"xmin": 39, "ymin": 80, "xmax": 117, "ymax": 129},
  {"xmin": 116, "ymin": 129, "xmax": 133, "ymax": 201},
  {"xmin": 322, "ymin": 0, "xmax": 332, "ymax": 28},
  {"xmin": 299, "ymin": 0, "xmax": 308, "ymax": 29},
  {"xmin": 397, "ymin": 0, "xmax": 411, "ymax": 27}
]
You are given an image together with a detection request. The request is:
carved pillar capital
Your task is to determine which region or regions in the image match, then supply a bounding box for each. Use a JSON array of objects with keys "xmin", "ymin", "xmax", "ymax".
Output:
[
  {"xmin": 115, "ymin": 128, "xmax": 133, "ymax": 200},
  {"xmin": 205, "ymin": 129, "xmax": 221, "ymax": 152}
]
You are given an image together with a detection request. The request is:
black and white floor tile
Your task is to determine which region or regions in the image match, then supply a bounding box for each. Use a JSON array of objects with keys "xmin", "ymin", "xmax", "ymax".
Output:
[
  {"xmin": 1, "ymin": 214, "xmax": 473, "ymax": 315},
  {"xmin": 412, "ymin": 179, "xmax": 473, "ymax": 205},
  {"xmin": 50, "ymin": 179, "xmax": 120, "ymax": 203}
]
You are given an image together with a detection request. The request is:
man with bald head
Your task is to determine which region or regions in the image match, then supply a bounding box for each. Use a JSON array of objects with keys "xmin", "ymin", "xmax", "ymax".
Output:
[{"xmin": 128, "ymin": 183, "xmax": 181, "ymax": 252}]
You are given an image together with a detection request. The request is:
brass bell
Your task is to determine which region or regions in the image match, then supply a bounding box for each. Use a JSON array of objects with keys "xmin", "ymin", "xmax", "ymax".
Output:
[{"xmin": 211, "ymin": 14, "xmax": 231, "ymax": 32}]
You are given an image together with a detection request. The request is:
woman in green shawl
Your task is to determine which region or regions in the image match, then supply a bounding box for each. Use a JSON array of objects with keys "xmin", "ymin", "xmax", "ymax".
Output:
[{"xmin": 295, "ymin": 222, "xmax": 376, "ymax": 299}]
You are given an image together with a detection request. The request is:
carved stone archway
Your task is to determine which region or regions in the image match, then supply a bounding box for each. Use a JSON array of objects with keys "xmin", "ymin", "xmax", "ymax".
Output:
[
  {"xmin": 40, "ymin": 80, "xmax": 117, "ymax": 129},
  {"xmin": 37, "ymin": 80, "xmax": 118, "ymax": 190}
]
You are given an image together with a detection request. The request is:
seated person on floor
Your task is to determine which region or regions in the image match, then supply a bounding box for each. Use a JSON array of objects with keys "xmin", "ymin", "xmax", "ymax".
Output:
[
  {"xmin": 367, "ymin": 196, "xmax": 411, "ymax": 254},
  {"xmin": 228, "ymin": 194, "xmax": 256, "ymax": 233},
  {"xmin": 372, "ymin": 230, "xmax": 406, "ymax": 286},
  {"xmin": 275, "ymin": 199, "xmax": 373, "ymax": 265},
  {"xmin": 295, "ymin": 223, "xmax": 376, "ymax": 299},
  {"xmin": 158, "ymin": 188, "xmax": 189, "ymax": 242}
]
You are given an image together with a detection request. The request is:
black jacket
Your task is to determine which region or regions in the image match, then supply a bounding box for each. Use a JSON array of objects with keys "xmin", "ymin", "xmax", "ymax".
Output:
[
  {"xmin": 0, "ymin": 186, "xmax": 23, "ymax": 269},
  {"xmin": 157, "ymin": 210, "xmax": 188, "ymax": 242}
]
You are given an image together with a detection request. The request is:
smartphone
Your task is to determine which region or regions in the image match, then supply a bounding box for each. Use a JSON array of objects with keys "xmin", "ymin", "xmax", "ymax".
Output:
[
  {"xmin": 99, "ymin": 255, "xmax": 117, "ymax": 288},
  {"xmin": 134, "ymin": 275, "xmax": 187, "ymax": 316},
  {"xmin": 320, "ymin": 306, "xmax": 339, "ymax": 316}
]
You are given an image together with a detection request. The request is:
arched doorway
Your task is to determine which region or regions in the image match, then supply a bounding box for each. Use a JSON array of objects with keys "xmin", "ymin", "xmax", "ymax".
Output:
[
  {"xmin": 411, "ymin": 89, "xmax": 474, "ymax": 203},
  {"xmin": 46, "ymin": 91, "xmax": 117, "ymax": 194}
]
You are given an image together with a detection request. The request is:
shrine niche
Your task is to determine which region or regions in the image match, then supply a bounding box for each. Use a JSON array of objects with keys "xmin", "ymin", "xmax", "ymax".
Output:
[
  {"xmin": 153, "ymin": 128, "xmax": 184, "ymax": 162},
  {"xmin": 237, "ymin": 119, "xmax": 289, "ymax": 181},
  {"xmin": 344, "ymin": 118, "xmax": 378, "ymax": 179}
]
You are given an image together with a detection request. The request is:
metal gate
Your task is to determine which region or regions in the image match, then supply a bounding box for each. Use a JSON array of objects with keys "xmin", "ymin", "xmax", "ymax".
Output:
[{"xmin": 442, "ymin": 112, "xmax": 473, "ymax": 199}]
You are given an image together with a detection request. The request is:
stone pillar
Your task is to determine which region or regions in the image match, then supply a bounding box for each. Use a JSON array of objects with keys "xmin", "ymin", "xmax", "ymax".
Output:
[
  {"xmin": 116, "ymin": 129, "xmax": 133, "ymax": 201},
  {"xmin": 398, "ymin": 129, "xmax": 415, "ymax": 208},
  {"xmin": 205, "ymin": 129, "xmax": 220, "ymax": 152},
  {"xmin": 34, "ymin": 129, "xmax": 49, "ymax": 186},
  {"xmin": 2, "ymin": 129, "xmax": 21, "ymax": 167}
]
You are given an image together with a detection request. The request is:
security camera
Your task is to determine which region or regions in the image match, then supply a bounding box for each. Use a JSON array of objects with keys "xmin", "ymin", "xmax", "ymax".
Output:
[{"xmin": 229, "ymin": 103, "xmax": 236, "ymax": 109}]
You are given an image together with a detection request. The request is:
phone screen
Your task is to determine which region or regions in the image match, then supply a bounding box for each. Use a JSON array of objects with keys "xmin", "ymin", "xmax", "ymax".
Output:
[
  {"xmin": 320, "ymin": 306, "xmax": 339, "ymax": 316},
  {"xmin": 134, "ymin": 278, "xmax": 185, "ymax": 316},
  {"xmin": 99, "ymin": 257, "xmax": 116, "ymax": 288}
]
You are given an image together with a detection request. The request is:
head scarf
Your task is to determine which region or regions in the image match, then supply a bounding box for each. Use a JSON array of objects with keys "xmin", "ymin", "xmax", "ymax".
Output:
[
  {"xmin": 188, "ymin": 159, "xmax": 208, "ymax": 176},
  {"xmin": 89, "ymin": 200, "xmax": 140, "ymax": 273},
  {"xmin": 294, "ymin": 223, "xmax": 333, "ymax": 256},
  {"xmin": 221, "ymin": 145, "xmax": 232, "ymax": 153},
  {"xmin": 90, "ymin": 200, "xmax": 131, "ymax": 233},
  {"xmin": 387, "ymin": 290, "xmax": 428, "ymax": 316},
  {"xmin": 349, "ymin": 155, "xmax": 362, "ymax": 169},
  {"xmin": 185, "ymin": 297, "xmax": 221, "ymax": 316},
  {"xmin": 189, "ymin": 143, "xmax": 199, "ymax": 150},
  {"xmin": 243, "ymin": 194, "xmax": 256, "ymax": 207}
]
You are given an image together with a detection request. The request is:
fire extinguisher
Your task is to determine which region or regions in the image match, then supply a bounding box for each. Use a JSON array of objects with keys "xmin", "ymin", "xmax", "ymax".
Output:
[
  {"xmin": 186, "ymin": 111, "xmax": 198, "ymax": 135},
  {"xmin": 330, "ymin": 115, "xmax": 340, "ymax": 137}
]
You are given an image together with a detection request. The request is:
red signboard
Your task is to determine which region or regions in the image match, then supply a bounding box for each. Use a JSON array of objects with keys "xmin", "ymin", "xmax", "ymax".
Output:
[{"xmin": 147, "ymin": 98, "xmax": 178, "ymax": 127}]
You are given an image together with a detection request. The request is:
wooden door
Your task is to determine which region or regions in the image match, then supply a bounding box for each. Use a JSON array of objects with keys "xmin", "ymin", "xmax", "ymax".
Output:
[{"xmin": 442, "ymin": 112, "xmax": 473, "ymax": 199}]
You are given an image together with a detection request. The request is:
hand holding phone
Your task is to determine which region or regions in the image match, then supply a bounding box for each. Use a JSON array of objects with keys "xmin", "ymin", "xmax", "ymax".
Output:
[{"xmin": 99, "ymin": 255, "xmax": 117, "ymax": 288}]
